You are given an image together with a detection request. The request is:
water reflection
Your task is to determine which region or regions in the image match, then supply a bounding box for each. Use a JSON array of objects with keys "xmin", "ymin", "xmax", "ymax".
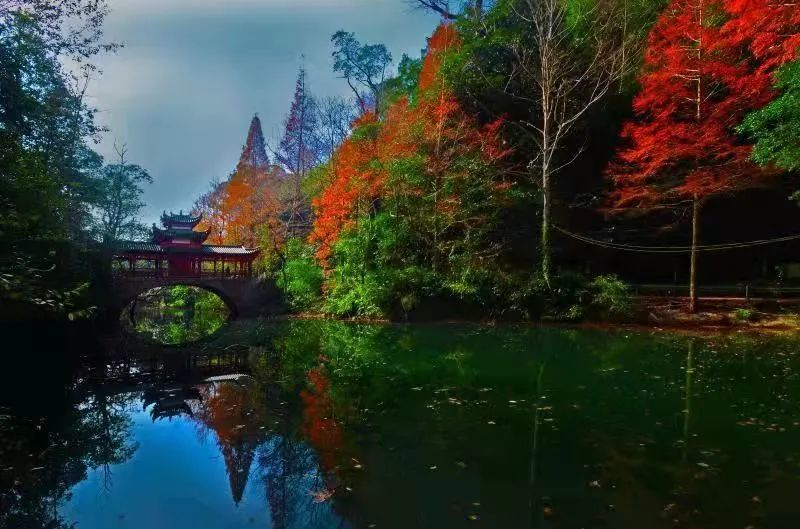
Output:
[
  {"xmin": 123, "ymin": 285, "xmax": 230, "ymax": 345},
  {"xmin": 2, "ymin": 322, "xmax": 800, "ymax": 529}
]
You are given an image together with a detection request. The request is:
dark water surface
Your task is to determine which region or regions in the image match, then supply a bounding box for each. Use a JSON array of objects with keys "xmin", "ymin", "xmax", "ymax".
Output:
[{"xmin": 2, "ymin": 318, "xmax": 800, "ymax": 529}]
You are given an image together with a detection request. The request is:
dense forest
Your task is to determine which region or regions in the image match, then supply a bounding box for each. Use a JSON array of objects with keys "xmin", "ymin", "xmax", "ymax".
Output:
[
  {"xmin": 2, "ymin": 0, "xmax": 799, "ymax": 322},
  {"xmin": 0, "ymin": 1, "xmax": 153, "ymax": 319}
]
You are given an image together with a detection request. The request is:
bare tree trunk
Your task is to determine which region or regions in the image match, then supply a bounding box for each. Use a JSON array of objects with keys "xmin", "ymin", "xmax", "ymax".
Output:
[
  {"xmin": 520, "ymin": 0, "xmax": 627, "ymax": 288},
  {"xmin": 682, "ymin": 339, "xmax": 695, "ymax": 463},
  {"xmin": 689, "ymin": 198, "xmax": 700, "ymax": 313},
  {"xmin": 689, "ymin": 0, "xmax": 704, "ymax": 314},
  {"xmin": 541, "ymin": 158, "xmax": 552, "ymax": 287}
]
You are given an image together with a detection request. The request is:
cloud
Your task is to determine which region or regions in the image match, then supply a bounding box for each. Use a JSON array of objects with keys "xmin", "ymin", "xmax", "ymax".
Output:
[
  {"xmin": 90, "ymin": 0, "xmax": 438, "ymax": 223},
  {"xmin": 110, "ymin": 0, "xmax": 381, "ymax": 15}
]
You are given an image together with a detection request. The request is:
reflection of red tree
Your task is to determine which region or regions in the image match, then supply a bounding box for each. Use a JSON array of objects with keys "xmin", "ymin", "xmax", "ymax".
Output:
[
  {"xmin": 193, "ymin": 381, "xmax": 266, "ymax": 505},
  {"xmin": 300, "ymin": 365, "xmax": 343, "ymax": 473}
]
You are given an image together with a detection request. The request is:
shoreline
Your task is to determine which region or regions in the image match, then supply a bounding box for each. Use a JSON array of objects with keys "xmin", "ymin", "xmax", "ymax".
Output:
[{"xmin": 275, "ymin": 307, "xmax": 800, "ymax": 337}]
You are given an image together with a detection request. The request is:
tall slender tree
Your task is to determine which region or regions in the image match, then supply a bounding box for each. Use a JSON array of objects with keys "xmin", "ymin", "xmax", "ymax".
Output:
[
  {"xmin": 277, "ymin": 67, "xmax": 318, "ymax": 176},
  {"xmin": 276, "ymin": 66, "xmax": 318, "ymax": 238},
  {"xmin": 511, "ymin": 0, "xmax": 629, "ymax": 286}
]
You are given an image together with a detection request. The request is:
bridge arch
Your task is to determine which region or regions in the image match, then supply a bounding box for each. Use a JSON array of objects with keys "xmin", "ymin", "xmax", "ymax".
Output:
[{"xmin": 110, "ymin": 276, "xmax": 284, "ymax": 320}]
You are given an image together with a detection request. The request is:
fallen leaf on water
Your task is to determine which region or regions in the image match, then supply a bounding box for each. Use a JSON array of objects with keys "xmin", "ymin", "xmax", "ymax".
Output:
[{"xmin": 311, "ymin": 488, "xmax": 334, "ymax": 503}]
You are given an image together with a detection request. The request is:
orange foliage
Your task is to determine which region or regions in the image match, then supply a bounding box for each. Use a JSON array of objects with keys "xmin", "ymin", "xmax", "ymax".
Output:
[
  {"xmin": 193, "ymin": 381, "xmax": 266, "ymax": 446},
  {"xmin": 195, "ymin": 166, "xmax": 284, "ymax": 249},
  {"xmin": 309, "ymin": 24, "xmax": 510, "ymax": 264},
  {"xmin": 419, "ymin": 24, "xmax": 461, "ymax": 91},
  {"xmin": 300, "ymin": 364, "xmax": 343, "ymax": 472}
]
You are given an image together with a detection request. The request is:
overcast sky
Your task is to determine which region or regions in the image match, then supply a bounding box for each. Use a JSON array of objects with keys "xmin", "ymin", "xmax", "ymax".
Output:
[{"xmin": 88, "ymin": 0, "xmax": 439, "ymax": 224}]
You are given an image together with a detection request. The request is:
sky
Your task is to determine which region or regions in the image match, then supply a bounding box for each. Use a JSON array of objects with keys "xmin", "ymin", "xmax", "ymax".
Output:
[{"xmin": 88, "ymin": 0, "xmax": 440, "ymax": 224}]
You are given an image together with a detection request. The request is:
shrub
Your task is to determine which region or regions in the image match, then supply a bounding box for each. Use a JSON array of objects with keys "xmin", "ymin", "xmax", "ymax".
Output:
[
  {"xmin": 542, "ymin": 271, "xmax": 590, "ymax": 321},
  {"xmin": 732, "ymin": 307, "xmax": 755, "ymax": 322},
  {"xmin": 500, "ymin": 271, "xmax": 588, "ymax": 321},
  {"xmin": 588, "ymin": 275, "xmax": 633, "ymax": 320},
  {"xmin": 322, "ymin": 271, "xmax": 391, "ymax": 318},
  {"xmin": 277, "ymin": 239, "xmax": 324, "ymax": 312}
]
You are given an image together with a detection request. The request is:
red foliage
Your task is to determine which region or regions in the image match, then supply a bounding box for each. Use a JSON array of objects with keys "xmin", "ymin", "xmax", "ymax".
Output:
[
  {"xmin": 722, "ymin": 0, "xmax": 800, "ymax": 73},
  {"xmin": 309, "ymin": 111, "xmax": 384, "ymax": 262},
  {"xmin": 419, "ymin": 23, "xmax": 461, "ymax": 91},
  {"xmin": 609, "ymin": 0, "xmax": 774, "ymax": 208},
  {"xmin": 309, "ymin": 25, "xmax": 510, "ymax": 264},
  {"xmin": 300, "ymin": 364, "xmax": 343, "ymax": 472}
]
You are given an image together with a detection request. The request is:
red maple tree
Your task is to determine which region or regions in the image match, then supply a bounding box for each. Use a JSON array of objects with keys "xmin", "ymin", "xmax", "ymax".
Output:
[
  {"xmin": 722, "ymin": 0, "xmax": 800, "ymax": 74},
  {"xmin": 608, "ymin": 0, "xmax": 775, "ymax": 312}
]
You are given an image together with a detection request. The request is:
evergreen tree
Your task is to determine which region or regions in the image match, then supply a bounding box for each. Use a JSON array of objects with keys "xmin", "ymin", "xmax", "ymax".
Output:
[
  {"xmin": 276, "ymin": 66, "xmax": 318, "ymax": 238},
  {"xmin": 277, "ymin": 67, "xmax": 319, "ymax": 176},
  {"xmin": 236, "ymin": 114, "xmax": 271, "ymax": 176}
]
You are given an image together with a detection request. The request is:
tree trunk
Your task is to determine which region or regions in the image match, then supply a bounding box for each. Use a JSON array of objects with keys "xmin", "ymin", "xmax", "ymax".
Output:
[
  {"xmin": 688, "ymin": 198, "xmax": 700, "ymax": 313},
  {"xmin": 541, "ymin": 173, "xmax": 552, "ymax": 287}
]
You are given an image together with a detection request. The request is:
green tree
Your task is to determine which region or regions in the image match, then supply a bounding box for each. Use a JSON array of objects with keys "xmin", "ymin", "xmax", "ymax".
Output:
[
  {"xmin": 331, "ymin": 30, "xmax": 392, "ymax": 111},
  {"xmin": 740, "ymin": 60, "xmax": 800, "ymax": 172},
  {"xmin": 91, "ymin": 144, "xmax": 153, "ymax": 243},
  {"xmin": 277, "ymin": 238, "xmax": 323, "ymax": 312},
  {"xmin": 0, "ymin": 3, "xmax": 119, "ymax": 319}
]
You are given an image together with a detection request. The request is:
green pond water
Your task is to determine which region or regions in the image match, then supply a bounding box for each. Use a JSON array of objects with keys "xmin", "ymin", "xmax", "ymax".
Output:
[{"xmin": 2, "ymin": 300, "xmax": 800, "ymax": 529}]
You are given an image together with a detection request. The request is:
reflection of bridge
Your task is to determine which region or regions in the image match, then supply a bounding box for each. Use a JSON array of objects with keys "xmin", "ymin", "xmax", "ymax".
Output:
[
  {"xmin": 88, "ymin": 347, "xmax": 274, "ymax": 506},
  {"xmin": 111, "ymin": 276, "xmax": 284, "ymax": 318}
]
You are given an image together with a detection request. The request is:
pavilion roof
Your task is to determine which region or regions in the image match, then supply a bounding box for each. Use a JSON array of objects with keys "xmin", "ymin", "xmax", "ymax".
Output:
[
  {"xmin": 114, "ymin": 241, "xmax": 260, "ymax": 256},
  {"xmin": 161, "ymin": 211, "xmax": 203, "ymax": 227},
  {"xmin": 116, "ymin": 241, "xmax": 162, "ymax": 252},
  {"xmin": 152, "ymin": 226, "xmax": 210, "ymax": 243}
]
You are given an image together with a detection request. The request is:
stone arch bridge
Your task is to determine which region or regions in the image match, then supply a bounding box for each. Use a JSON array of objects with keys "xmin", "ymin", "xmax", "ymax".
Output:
[{"xmin": 110, "ymin": 276, "xmax": 284, "ymax": 319}]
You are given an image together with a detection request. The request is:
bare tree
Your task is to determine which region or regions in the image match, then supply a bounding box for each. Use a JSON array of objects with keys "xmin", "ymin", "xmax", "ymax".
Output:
[
  {"xmin": 314, "ymin": 96, "xmax": 357, "ymax": 163},
  {"xmin": 503, "ymin": 0, "xmax": 633, "ymax": 286},
  {"xmin": 405, "ymin": 0, "xmax": 485, "ymax": 21}
]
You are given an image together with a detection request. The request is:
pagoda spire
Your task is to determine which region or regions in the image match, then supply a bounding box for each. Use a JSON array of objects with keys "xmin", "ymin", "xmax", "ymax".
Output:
[{"xmin": 236, "ymin": 114, "xmax": 270, "ymax": 174}]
